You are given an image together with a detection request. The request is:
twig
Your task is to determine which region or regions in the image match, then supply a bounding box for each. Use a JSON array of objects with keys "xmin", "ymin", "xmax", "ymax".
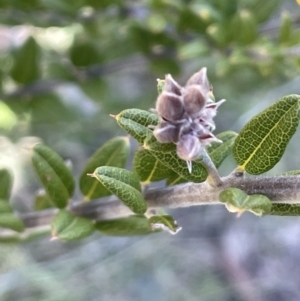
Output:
[
  {"xmin": 14, "ymin": 174, "xmax": 300, "ymax": 231},
  {"xmin": 199, "ymin": 149, "xmax": 222, "ymax": 187}
]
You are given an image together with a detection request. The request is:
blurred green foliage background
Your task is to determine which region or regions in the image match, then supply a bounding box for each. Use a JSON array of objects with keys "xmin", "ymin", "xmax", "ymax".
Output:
[{"xmin": 1, "ymin": 0, "xmax": 300, "ymax": 300}]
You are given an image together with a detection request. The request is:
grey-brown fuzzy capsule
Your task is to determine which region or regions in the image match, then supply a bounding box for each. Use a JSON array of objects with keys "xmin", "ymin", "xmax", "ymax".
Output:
[
  {"xmin": 155, "ymin": 92, "xmax": 185, "ymax": 123},
  {"xmin": 183, "ymin": 85, "xmax": 208, "ymax": 118},
  {"xmin": 152, "ymin": 68, "xmax": 225, "ymax": 173},
  {"xmin": 153, "ymin": 121, "xmax": 180, "ymax": 143},
  {"xmin": 164, "ymin": 74, "xmax": 183, "ymax": 96},
  {"xmin": 185, "ymin": 67, "xmax": 210, "ymax": 93},
  {"xmin": 176, "ymin": 134, "xmax": 202, "ymax": 162}
]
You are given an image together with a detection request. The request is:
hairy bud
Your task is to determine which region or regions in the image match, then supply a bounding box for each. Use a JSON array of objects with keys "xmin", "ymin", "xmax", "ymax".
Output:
[
  {"xmin": 153, "ymin": 121, "xmax": 180, "ymax": 143},
  {"xmin": 183, "ymin": 85, "xmax": 207, "ymax": 118},
  {"xmin": 176, "ymin": 134, "xmax": 203, "ymax": 173},
  {"xmin": 176, "ymin": 134, "xmax": 202, "ymax": 161},
  {"xmin": 155, "ymin": 92, "xmax": 185, "ymax": 123},
  {"xmin": 152, "ymin": 67, "xmax": 225, "ymax": 173},
  {"xmin": 164, "ymin": 74, "xmax": 183, "ymax": 96},
  {"xmin": 186, "ymin": 67, "xmax": 210, "ymax": 93},
  {"xmin": 198, "ymin": 99, "xmax": 226, "ymax": 130}
]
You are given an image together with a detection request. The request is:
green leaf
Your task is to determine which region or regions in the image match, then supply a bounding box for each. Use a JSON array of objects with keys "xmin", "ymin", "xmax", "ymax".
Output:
[
  {"xmin": 133, "ymin": 147, "xmax": 187, "ymax": 185},
  {"xmin": 95, "ymin": 215, "xmax": 160, "ymax": 236},
  {"xmin": 10, "ymin": 36, "xmax": 40, "ymax": 84},
  {"xmin": 177, "ymin": 7, "xmax": 208, "ymax": 34},
  {"xmin": 32, "ymin": 144, "xmax": 75, "ymax": 209},
  {"xmin": 207, "ymin": 23, "xmax": 229, "ymax": 48},
  {"xmin": 141, "ymin": 128, "xmax": 208, "ymax": 183},
  {"xmin": 281, "ymin": 170, "xmax": 300, "ymax": 176},
  {"xmin": 0, "ymin": 168, "xmax": 13, "ymax": 200},
  {"xmin": 146, "ymin": 148, "xmax": 208, "ymax": 183},
  {"xmin": 179, "ymin": 40, "xmax": 209, "ymax": 60},
  {"xmin": 213, "ymin": 0, "xmax": 237, "ymax": 17},
  {"xmin": 70, "ymin": 40, "xmax": 103, "ymax": 67},
  {"xmin": 166, "ymin": 172, "xmax": 187, "ymax": 186},
  {"xmin": 144, "ymin": 135, "xmax": 177, "ymax": 153},
  {"xmin": 219, "ymin": 187, "xmax": 272, "ymax": 216},
  {"xmin": 233, "ymin": 95, "xmax": 300, "ymax": 175},
  {"xmin": 148, "ymin": 215, "xmax": 181, "ymax": 234},
  {"xmin": 34, "ymin": 192, "xmax": 54, "ymax": 211},
  {"xmin": 269, "ymin": 204, "xmax": 300, "ymax": 216},
  {"xmin": 0, "ymin": 235, "xmax": 21, "ymax": 244},
  {"xmin": 80, "ymin": 136, "xmax": 130, "ymax": 200},
  {"xmin": 92, "ymin": 166, "xmax": 147, "ymax": 214},
  {"xmin": 206, "ymin": 131, "xmax": 238, "ymax": 168},
  {"xmin": 157, "ymin": 78, "xmax": 165, "ymax": 94},
  {"xmin": 229, "ymin": 10, "xmax": 257, "ymax": 45},
  {"xmin": 0, "ymin": 213, "xmax": 25, "ymax": 232},
  {"xmin": 279, "ymin": 12, "xmax": 292, "ymax": 45},
  {"xmin": 0, "ymin": 199, "xmax": 13, "ymax": 213},
  {"xmin": 249, "ymin": 0, "xmax": 281, "ymax": 24},
  {"xmin": 133, "ymin": 149, "xmax": 175, "ymax": 183},
  {"xmin": 51, "ymin": 210, "xmax": 95, "ymax": 241},
  {"xmin": 115, "ymin": 109, "xmax": 159, "ymax": 144}
]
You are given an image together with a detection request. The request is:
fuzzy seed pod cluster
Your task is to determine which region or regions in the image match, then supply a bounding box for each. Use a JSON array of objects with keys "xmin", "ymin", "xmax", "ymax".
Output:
[{"xmin": 153, "ymin": 68, "xmax": 225, "ymax": 172}]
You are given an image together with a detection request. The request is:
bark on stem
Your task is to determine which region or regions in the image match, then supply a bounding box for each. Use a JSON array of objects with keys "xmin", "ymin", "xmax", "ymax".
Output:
[{"xmin": 17, "ymin": 175, "xmax": 300, "ymax": 230}]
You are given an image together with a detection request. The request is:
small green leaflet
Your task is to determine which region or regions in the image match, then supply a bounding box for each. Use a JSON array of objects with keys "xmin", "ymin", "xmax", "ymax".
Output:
[
  {"xmin": 207, "ymin": 131, "xmax": 237, "ymax": 168},
  {"xmin": 115, "ymin": 109, "xmax": 159, "ymax": 144},
  {"xmin": 157, "ymin": 78, "xmax": 165, "ymax": 94},
  {"xmin": 95, "ymin": 215, "xmax": 160, "ymax": 236},
  {"xmin": 0, "ymin": 199, "xmax": 24, "ymax": 232},
  {"xmin": 79, "ymin": 136, "xmax": 130, "ymax": 200},
  {"xmin": 95, "ymin": 214, "xmax": 181, "ymax": 236},
  {"xmin": 219, "ymin": 187, "xmax": 272, "ymax": 216},
  {"xmin": 10, "ymin": 36, "xmax": 40, "ymax": 84},
  {"xmin": 133, "ymin": 149, "xmax": 177, "ymax": 183},
  {"xmin": 233, "ymin": 95, "xmax": 300, "ymax": 174},
  {"xmin": 280, "ymin": 170, "xmax": 300, "ymax": 176},
  {"xmin": 32, "ymin": 144, "xmax": 75, "ymax": 209},
  {"xmin": 92, "ymin": 166, "xmax": 147, "ymax": 214},
  {"xmin": 0, "ymin": 212, "xmax": 25, "ymax": 232},
  {"xmin": 146, "ymin": 148, "xmax": 208, "ymax": 183},
  {"xmin": 148, "ymin": 215, "xmax": 181, "ymax": 234},
  {"xmin": 0, "ymin": 199, "xmax": 12, "ymax": 213},
  {"xmin": 51, "ymin": 210, "xmax": 95, "ymax": 241},
  {"xmin": 0, "ymin": 168, "xmax": 13, "ymax": 200},
  {"xmin": 269, "ymin": 204, "xmax": 300, "ymax": 216}
]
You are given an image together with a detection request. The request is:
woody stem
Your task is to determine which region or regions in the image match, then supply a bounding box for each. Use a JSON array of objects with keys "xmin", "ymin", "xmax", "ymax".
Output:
[{"xmin": 200, "ymin": 149, "xmax": 223, "ymax": 186}]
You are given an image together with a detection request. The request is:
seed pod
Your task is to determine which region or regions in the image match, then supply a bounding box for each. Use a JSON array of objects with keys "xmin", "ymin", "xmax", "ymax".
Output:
[
  {"xmin": 153, "ymin": 121, "xmax": 180, "ymax": 143},
  {"xmin": 176, "ymin": 134, "xmax": 202, "ymax": 162},
  {"xmin": 191, "ymin": 120, "xmax": 211, "ymax": 137},
  {"xmin": 155, "ymin": 92, "xmax": 185, "ymax": 123},
  {"xmin": 183, "ymin": 85, "xmax": 208, "ymax": 118},
  {"xmin": 186, "ymin": 67, "xmax": 210, "ymax": 93},
  {"xmin": 198, "ymin": 132, "xmax": 222, "ymax": 147},
  {"xmin": 180, "ymin": 119, "xmax": 207, "ymax": 137},
  {"xmin": 206, "ymin": 98, "xmax": 226, "ymax": 112},
  {"xmin": 176, "ymin": 134, "xmax": 203, "ymax": 173},
  {"xmin": 164, "ymin": 74, "xmax": 183, "ymax": 96},
  {"xmin": 198, "ymin": 98, "xmax": 226, "ymax": 130}
]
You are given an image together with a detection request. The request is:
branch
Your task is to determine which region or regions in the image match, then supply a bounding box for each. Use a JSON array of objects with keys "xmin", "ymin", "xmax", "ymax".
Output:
[{"xmin": 17, "ymin": 174, "xmax": 300, "ymax": 230}]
